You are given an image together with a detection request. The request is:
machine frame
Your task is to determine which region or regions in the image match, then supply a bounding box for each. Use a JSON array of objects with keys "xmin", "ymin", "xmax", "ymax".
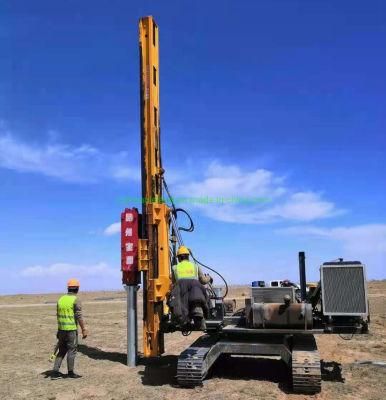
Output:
[{"xmin": 121, "ymin": 16, "xmax": 370, "ymax": 394}]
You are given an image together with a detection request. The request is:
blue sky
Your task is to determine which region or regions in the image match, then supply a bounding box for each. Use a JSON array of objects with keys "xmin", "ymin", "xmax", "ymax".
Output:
[{"xmin": 1, "ymin": 0, "xmax": 385, "ymax": 294}]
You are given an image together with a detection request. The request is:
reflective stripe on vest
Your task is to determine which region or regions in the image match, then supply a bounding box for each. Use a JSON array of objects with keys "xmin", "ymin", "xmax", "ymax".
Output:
[
  {"xmin": 57, "ymin": 294, "xmax": 77, "ymax": 331},
  {"xmin": 173, "ymin": 260, "xmax": 198, "ymax": 280}
]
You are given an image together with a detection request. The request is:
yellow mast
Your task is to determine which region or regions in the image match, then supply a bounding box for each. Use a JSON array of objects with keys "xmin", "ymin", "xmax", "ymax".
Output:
[{"xmin": 138, "ymin": 16, "xmax": 171, "ymax": 357}]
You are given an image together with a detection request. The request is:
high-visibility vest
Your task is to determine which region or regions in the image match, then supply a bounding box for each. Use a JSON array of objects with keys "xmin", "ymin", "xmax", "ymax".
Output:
[
  {"xmin": 173, "ymin": 260, "xmax": 198, "ymax": 281},
  {"xmin": 57, "ymin": 294, "xmax": 77, "ymax": 331}
]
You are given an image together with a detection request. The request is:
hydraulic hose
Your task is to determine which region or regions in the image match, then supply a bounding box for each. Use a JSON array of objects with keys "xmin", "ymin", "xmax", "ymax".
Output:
[
  {"xmin": 189, "ymin": 250, "xmax": 228, "ymax": 300},
  {"xmin": 174, "ymin": 208, "xmax": 194, "ymax": 232},
  {"xmin": 162, "ymin": 178, "xmax": 229, "ymax": 300}
]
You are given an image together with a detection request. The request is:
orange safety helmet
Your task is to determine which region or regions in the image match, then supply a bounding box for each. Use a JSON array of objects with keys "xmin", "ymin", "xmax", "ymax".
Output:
[{"xmin": 67, "ymin": 278, "xmax": 80, "ymax": 288}]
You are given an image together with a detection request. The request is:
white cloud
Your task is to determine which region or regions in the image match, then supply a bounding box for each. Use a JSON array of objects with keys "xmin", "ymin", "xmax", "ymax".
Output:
[
  {"xmin": 170, "ymin": 160, "xmax": 342, "ymax": 224},
  {"xmin": 0, "ymin": 129, "xmax": 139, "ymax": 183},
  {"xmin": 19, "ymin": 262, "xmax": 118, "ymax": 278},
  {"xmin": 110, "ymin": 165, "xmax": 139, "ymax": 181},
  {"xmin": 103, "ymin": 222, "xmax": 121, "ymax": 236},
  {"xmin": 102, "ymin": 160, "xmax": 343, "ymax": 233},
  {"xmin": 179, "ymin": 160, "xmax": 286, "ymax": 199},
  {"xmin": 259, "ymin": 192, "xmax": 341, "ymax": 222},
  {"xmin": 277, "ymin": 223, "xmax": 386, "ymax": 278},
  {"xmin": 19, "ymin": 261, "xmax": 120, "ymax": 292},
  {"xmin": 278, "ymin": 224, "xmax": 386, "ymax": 255},
  {"xmin": 0, "ymin": 262, "xmax": 122, "ymax": 294}
]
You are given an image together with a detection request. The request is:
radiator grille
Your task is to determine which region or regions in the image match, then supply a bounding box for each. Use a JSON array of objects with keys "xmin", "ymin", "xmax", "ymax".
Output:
[
  {"xmin": 321, "ymin": 264, "xmax": 367, "ymax": 315},
  {"xmin": 251, "ymin": 287, "xmax": 295, "ymax": 303}
]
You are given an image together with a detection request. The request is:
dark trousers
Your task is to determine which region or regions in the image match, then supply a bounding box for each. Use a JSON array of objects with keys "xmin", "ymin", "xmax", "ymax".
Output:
[
  {"xmin": 171, "ymin": 279, "xmax": 209, "ymax": 325},
  {"xmin": 53, "ymin": 330, "xmax": 78, "ymax": 373},
  {"xmin": 178, "ymin": 279, "xmax": 208, "ymax": 311}
]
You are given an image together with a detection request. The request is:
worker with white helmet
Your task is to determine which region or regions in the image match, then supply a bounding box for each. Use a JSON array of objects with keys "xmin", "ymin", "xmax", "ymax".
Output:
[{"xmin": 51, "ymin": 278, "xmax": 88, "ymax": 380}]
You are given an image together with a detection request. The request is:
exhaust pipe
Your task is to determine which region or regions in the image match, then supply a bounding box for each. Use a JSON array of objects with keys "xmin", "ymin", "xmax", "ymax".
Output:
[{"xmin": 298, "ymin": 251, "xmax": 307, "ymax": 301}]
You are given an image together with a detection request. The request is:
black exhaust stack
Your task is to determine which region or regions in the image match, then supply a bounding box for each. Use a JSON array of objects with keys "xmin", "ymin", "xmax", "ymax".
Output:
[{"xmin": 298, "ymin": 251, "xmax": 307, "ymax": 301}]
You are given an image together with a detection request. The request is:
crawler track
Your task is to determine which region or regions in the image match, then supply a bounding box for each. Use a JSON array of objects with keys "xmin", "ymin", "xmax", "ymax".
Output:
[
  {"xmin": 177, "ymin": 333, "xmax": 321, "ymax": 393},
  {"xmin": 291, "ymin": 335, "xmax": 321, "ymax": 393},
  {"xmin": 176, "ymin": 336, "xmax": 217, "ymax": 387}
]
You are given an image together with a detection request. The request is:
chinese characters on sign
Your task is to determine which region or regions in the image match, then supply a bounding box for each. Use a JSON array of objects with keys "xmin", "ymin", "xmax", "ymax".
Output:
[{"xmin": 121, "ymin": 208, "xmax": 139, "ymax": 284}]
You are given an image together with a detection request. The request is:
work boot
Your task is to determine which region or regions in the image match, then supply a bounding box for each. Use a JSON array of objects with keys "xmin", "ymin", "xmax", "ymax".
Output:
[
  {"xmin": 50, "ymin": 371, "xmax": 62, "ymax": 380},
  {"xmin": 193, "ymin": 317, "xmax": 206, "ymax": 330},
  {"xmin": 67, "ymin": 371, "xmax": 82, "ymax": 379},
  {"xmin": 191, "ymin": 305, "xmax": 204, "ymax": 318}
]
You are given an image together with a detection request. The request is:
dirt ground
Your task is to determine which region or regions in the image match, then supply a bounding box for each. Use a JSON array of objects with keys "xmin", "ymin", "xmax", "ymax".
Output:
[{"xmin": 1, "ymin": 281, "xmax": 385, "ymax": 400}]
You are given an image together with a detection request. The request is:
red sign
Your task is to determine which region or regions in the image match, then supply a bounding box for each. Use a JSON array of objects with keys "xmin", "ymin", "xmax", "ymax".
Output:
[{"xmin": 121, "ymin": 208, "xmax": 139, "ymax": 285}]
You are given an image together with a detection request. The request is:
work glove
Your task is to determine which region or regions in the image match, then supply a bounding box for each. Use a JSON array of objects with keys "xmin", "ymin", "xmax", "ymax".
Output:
[{"xmin": 82, "ymin": 328, "xmax": 88, "ymax": 339}]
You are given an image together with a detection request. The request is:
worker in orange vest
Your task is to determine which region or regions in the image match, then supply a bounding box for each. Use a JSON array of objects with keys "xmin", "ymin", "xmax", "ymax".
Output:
[{"xmin": 51, "ymin": 278, "xmax": 88, "ymax": 380}]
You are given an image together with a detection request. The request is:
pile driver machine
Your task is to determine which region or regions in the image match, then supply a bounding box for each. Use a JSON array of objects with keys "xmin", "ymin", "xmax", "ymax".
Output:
[{"xmin": 120, "ymin": 16, "xmax": 370, "ymax": 394}]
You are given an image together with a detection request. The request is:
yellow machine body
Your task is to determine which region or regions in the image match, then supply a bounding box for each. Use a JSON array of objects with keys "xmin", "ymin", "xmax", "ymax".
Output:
[{"xmin": 139, "ymin": 16, "xmax": 171, "ymax": 357}]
